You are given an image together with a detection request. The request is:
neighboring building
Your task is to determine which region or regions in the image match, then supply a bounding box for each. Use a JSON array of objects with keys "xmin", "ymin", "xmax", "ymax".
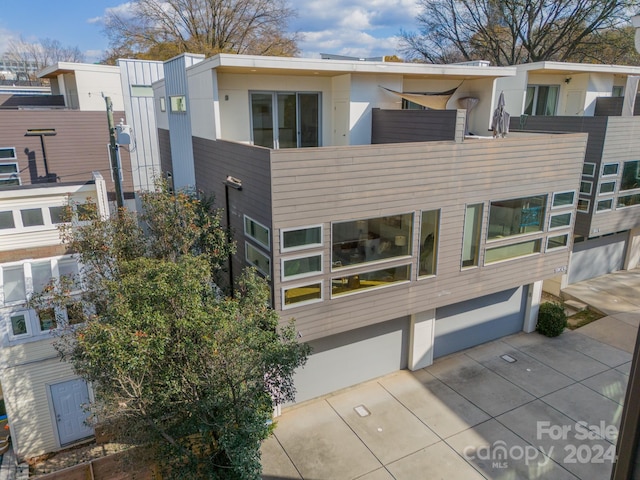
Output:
[
  {"xmin": 38, "ymin": 60, "xmax": 165, "ymax": 193},
  {"xmin": 155, "ymin": 54, "xmax": 590, "ymax": 402},
  {"xmin": 496, "ymin": 62, "xmax": 640, "ymax": 288},
  {"xmin": 0, "ymin": 172, "xmax": 109, "ymax": 460}
]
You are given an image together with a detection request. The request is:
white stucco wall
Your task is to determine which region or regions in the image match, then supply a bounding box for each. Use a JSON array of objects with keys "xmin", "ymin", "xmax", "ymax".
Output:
[
  {"xmin": 74, "ymin": 69, "xmax": 124, "ymax": 111},
  {"xmin": 188, "ymin": 68, "xmax": 218, "ymax": 141}
]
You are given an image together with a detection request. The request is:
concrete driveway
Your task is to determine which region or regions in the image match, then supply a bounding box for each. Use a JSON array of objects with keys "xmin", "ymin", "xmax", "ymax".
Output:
[{"xmin": 261, "ymin": 270, "xmax": 640, "ymax": 480}]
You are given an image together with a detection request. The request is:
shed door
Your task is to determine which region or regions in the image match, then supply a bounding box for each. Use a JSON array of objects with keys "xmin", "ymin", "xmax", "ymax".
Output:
[{"xmin": 50, "ymin": 379, "xmax": 93, "ymax": 446}]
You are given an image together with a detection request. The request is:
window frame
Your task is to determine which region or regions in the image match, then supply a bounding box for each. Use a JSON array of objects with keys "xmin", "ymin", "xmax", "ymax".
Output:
[
  {"xmin": 330, "ymin": 263, "xmax": 412, "ymax": 299},
  {"xmin": 0, "ymin": 147, "xmax": 17, "ymax": 160},
  {"xmin": 280, "ymin": 224, "xmax": 323, "ymax": 253},
  {"xmin": 596, "ymin": 198, "xmax": 613, "ymax": 212},
  {"xmin": 7, "ymin": 310, "xmax": 32, "ymax": 340},
  {"xmin": 548, "ymin": 212, "xmax": 573, "ymax": 231},
  {"xmin": 579, "ymin": 181, "xmax": 593, "ymax": 195},
  {"xmin": 244, "ymin": 241, "xmax": 271, "ymax": 277},
  {"xmin": 546, "ymin": 234, "xmax": 570, "ymax": 251},
  {"xmin": 524, "ymin": 84, "xmax": 560, "ymax": 116},
  {"xmin": 617, "ymin": 193, "xmax": 640, "ymax": 209},
  {"xmin": 330, "ymin": 213, "xmax": 413, "ymax": 271},
  {"xmin": 461, "ymin": 203, "xmax": 484, "ymax": 269},
  {"xmin": 577, "ymin": 198, "xmax": 591, "ymax": 213},
  {"xmin": 130, "ymin": 85, "xmax": 154, "ymax": 97},
  {"xmin": 169, "ymin": 95, "xmax": 187, "ymax": 113},
  {"xmin": 484, "ymin": 239, "xmax": 542, "ymax": 265},
  {"xmin": 418, "ymin": 209, "xmax": 440, "ymax": 278},
  {"xmin": 281, "ymin": 281, "xmax": 323, "ymax": 310},
  {"xmin": 281, "ymin": 252, "xmax": 323, "ymax": 282},
  {"xmin": 598, "ymin": 181, "xmax": 616, "ymax": 196},
  {"xmin": 601, "ymin": 163, "xmax": 619, "ymax": 177},
  {"xmin": 582, "ymin": 163, "xmax": 596, "ymax": 177},
  {"xmin": 159, "ymin": 96, "xmax": 166, "ymax": 112},
  {"xmin": 244, "ymin": 215, "xmax": 271, "ymax": 250},
  {"xmin": 551, "ymin": 191, "xmax": 575, "ymax": 209}
]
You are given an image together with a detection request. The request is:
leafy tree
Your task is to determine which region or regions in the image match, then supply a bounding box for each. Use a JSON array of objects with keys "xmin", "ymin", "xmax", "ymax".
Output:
[
  {"xmin": 400, "ymin": 0, "xmax": 640, "ymax": 66},
  {"xmin": 101, "ymin": 0, "xmax": 300, "ymax": 62},
  {"xmin": 37, "ymin": 185, "xmax": 310, "ymax": 479},
  {"xmin": 5, "ymin": 37, "xmax": 85, "ymax": 78}
]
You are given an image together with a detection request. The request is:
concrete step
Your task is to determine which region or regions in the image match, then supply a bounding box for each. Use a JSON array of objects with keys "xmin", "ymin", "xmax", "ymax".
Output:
[{"xmin": 564, "ymin": 299, "xmax": 588, "ymax": 312}]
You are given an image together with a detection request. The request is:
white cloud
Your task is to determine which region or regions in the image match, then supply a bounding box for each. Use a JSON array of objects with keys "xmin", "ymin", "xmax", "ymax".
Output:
[
  {"xmin": 84, "ymin": 49, "xmax": 104, "ymax": 63},
  {"xmin": 0, "ymin": 28, "xmax": 17, "ymax": 56},
  {"xmin": 87, "ymin": 2, "xmax": 137, "ymax": 25},
  {"xmin": 291, "ymin": 0, "xmax": 419, "ymax": 58}
]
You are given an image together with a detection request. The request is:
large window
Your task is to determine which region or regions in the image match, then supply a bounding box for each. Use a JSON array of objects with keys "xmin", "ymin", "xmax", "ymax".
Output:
[
  {"xmin": 332, "ymin": 265, "xmax": 411, "ymax": 297},
  {"xmin": 485, "ymin": 239, "xmax": 542, "ymax": 264},
  {"xmin": 462, "ymin": 204, "xmax": 483, "ymax": 268},
  {"xmin": 524, "ymin": 85, "xmax": 559, "ymax": 116},
  {"xmin": 618, "ymin": 194, "xmax": 640, "ymax": 208},
  {"xmin": 244, "ymin": 216, "xmax": 270, "ymax": 250},
  {"xmin": 250, "ymin": 92, "xmax": 320, "ymax": 149},
  {"xmin": 281, "ymin": 225, "xmax": 322, "ymax": 252},
  {"xmin": 621, "ymin": 160, "xmax": 640, "ymax": 191},
  {"xmin": 332, "ymin": 213, "xmax": 412, "ymax": 269},
  {"xmin": 488, "ymin": 195, "xmax": 546, "ymax": 240},
  {"xmin": 419, "ymin": 210, "xmax": 439, "ymax": 277},
  {"xmin": 283, "ymin": 282, "xmax": 322, "ymax": 308}
]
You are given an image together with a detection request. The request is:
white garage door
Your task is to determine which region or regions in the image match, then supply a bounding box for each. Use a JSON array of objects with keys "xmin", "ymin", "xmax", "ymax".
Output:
[
  {"xmin": 293, "ymin": 317, "xmax": 409, "ymax": 403},
  {"xmin": 434, "ymin": 286, "xmax": 527, "ymax": 359},
  {"xmin": 568, "ymin": 232, "xmax": 627, "ymax": 284}
]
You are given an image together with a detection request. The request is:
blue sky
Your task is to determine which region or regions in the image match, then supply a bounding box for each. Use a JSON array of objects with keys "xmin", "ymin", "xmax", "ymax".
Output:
[{"xmin": 0, "ymin": 1, "xmax": 421, "ymax": 63}]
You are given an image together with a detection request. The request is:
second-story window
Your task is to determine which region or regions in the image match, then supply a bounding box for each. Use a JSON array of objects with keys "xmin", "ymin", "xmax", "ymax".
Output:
[
  {"xmin": 524, "ymin": 85, "xmax": 559, "ymax": 116},
  {"xmin": 250, "ymin": 92, "xmax": 320, "ymax": 149}
]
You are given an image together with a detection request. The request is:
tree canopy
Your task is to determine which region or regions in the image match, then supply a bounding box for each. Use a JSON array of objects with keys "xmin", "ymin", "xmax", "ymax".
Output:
[
  {"xmin": 101, "ymin": 0, "xmax": 300, "ymax": 63},
  {"xmin": 38, "ymin": 186, "xmax": 309, "ymax": 479},
  {"xmin": 4, "ymin": 37, "xmax": 85, "ymax": 79},
  {"xmin": 400, "ymin": 0, "xmax": 640, "ymax": 66}
]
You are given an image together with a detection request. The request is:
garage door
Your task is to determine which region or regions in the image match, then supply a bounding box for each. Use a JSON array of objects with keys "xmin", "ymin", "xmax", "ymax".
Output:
[
  {"xmin": 434, "ymin": 286, "xmax": 527, "ymax": 359},
  {"xmin": 568, "ymin": 232, "xmax": 627, "ymax": 284},
  {"xmin": 293, "ymin": 317, "xmax": 409, "ymax": 403}
]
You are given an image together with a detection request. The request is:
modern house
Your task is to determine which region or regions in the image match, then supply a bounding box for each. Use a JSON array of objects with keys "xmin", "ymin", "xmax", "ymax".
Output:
[
  {"xmin": 154, "ymin": 54, "xmax": 590, "ymax": 402},
  {"xmin": 496, "ymin": 62, "xmax": 640, "ymax": 288},
  {"xmin": 38, "ymin": 59, "xmax": 165, "ymax": 194},
  {"xmin": 0, "ymin": 170, "xmax": 109, "ymax": 460}
]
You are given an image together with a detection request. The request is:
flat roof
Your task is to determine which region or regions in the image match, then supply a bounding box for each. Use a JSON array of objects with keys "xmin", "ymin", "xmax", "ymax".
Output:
[
  {"xmin": 187, "ymin": 53, "xmax": 517, "ymax": 80},
  {"xmin": 517, "ymin": 61, "xmax": 640, "ymax": 76},
  {"xmin": 38, "ymin": 62, "xmax": 120, "ymax": 79}
]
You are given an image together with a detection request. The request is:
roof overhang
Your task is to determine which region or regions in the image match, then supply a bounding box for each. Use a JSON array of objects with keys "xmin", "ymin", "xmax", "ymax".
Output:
[
  {"xmin": 517, "ymin": 61, "xmax": 640, "ymax": 77},
  {"xmin": 187, "ymin": 54, "xmax": 517, "ymax": 81},
  {"xmin": 38, "ymin": 62, "xmax": 120, "ymax": 79}
]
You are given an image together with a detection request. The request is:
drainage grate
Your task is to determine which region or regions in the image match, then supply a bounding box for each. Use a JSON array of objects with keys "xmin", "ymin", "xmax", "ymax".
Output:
[{"xmin": 500, "ymin": 354, "xmax": 517, "ymax": 363}]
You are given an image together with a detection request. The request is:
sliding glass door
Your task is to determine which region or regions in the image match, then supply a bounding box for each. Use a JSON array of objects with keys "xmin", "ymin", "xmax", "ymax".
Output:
[{"xmin": 251, "ymin": 92, "xmax": 320, "ymax": 148}]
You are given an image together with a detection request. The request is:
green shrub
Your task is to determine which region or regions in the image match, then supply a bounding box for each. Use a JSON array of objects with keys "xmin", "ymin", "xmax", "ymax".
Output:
[{"xmin": 537, "ymin": 302, "xmax": 567, "ymax": 337}]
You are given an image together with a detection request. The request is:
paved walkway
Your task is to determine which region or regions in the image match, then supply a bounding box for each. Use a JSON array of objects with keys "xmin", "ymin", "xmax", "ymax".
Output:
[{"xmin": 261, "ymin": 269, "xmax": 640, "ymax": 480}]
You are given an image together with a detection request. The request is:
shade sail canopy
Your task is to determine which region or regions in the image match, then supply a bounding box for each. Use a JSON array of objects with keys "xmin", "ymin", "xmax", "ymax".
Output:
[{"xmin": 380, "ymin": 85, "xmax": 460, "ymax": 110}]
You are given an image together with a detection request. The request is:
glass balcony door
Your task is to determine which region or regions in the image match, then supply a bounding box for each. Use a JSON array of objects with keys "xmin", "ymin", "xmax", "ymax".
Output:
[{"xmin": 251, "ymin": 92, "xmax": 320, "ymax": 149}]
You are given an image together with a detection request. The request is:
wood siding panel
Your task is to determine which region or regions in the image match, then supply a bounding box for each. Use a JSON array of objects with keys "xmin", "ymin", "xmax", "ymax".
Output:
[
  {"xmin": 594, "ymin": 96, "xmax": 640, "ymax": 116},
  {"xmin": 192, "ymin": 138, "xmax": 272, "ymax": 284},
  {"xmin": 588, "ymin": 117, "xmax": 640, "ymax": 235},
  {"xmin": 0, "ymin": 110, "xmax": 134, "ymax": 199},
  {"xmin": 270, "ymin": 133, "xmax": 587, "ymax": 341},
  {"xmin": 510, "ymin": 115, "xmax": 609, "ymax": 237},
  {"xmin": 371, "ymin": 108, "xmax": 458, "ymax": 143}
]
